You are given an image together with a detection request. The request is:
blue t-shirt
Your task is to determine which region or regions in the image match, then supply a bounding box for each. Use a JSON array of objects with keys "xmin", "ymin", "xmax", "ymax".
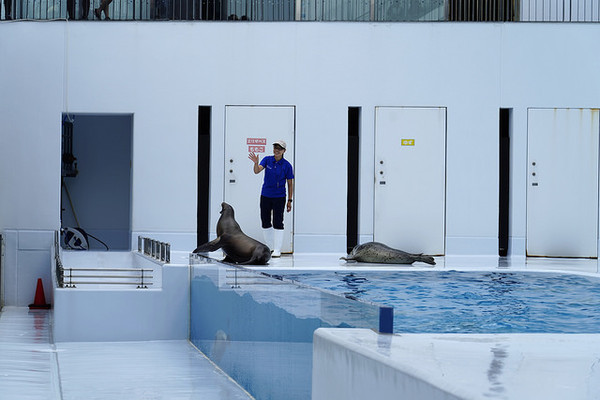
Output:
[{"xmin": 260, "ymin": 155, "xmax": 294, "ymax": 198}]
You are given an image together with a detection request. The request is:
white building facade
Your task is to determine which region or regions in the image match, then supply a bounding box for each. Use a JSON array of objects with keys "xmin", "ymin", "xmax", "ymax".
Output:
[{"xmin": 1, "ymin": 20, "xmax": 600, "ymax": 305}]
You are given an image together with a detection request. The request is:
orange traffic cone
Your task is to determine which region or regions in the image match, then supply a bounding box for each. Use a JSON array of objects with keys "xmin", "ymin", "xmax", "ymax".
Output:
[{"xmin": 29, "ymin": 278, "xmax": 51, "ymax": 309}]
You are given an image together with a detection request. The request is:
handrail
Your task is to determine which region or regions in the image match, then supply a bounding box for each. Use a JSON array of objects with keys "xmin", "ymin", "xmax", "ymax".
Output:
[
  {"xmin": 3, "ymin": 0, "xmax": 599, "ymax": 22},
  {"xmin": 53, "ymin": 230, "xmax": 163, "ymax": 289},
  {"xmin": 54, "ymin": 230, "xmax": 64, "ymax": 288},
  {"xmin": 61, "ymin": 267, "xmax": 153, "ymax": 272},
  {"xmin": 60, "ymin": 266, "xmax": 154, "ymax": 288},
  {"xmin": 138, "ymin": 236, "xmax": 170, "ymax": 263}
]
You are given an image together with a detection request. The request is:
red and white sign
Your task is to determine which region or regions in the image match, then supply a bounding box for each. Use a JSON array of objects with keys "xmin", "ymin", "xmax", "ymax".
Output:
[
  {"xmin": 247, "ymin": 138, "xmax": 267, "ymax": 145},
  {"xmin": 247, "ymin": 138, "xmax": 267, "ymax": 153}
]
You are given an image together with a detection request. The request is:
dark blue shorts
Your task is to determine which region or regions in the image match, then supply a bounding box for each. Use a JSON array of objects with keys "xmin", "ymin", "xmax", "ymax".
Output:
[{"xmin": 260, "ymin": 196, "xmax": 285, "ymax": 230}]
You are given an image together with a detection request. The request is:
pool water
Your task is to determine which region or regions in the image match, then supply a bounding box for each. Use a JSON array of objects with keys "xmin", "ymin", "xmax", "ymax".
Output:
[{"xmin": 275, "ymin": 270, "xmax": 600, "ymax": 333}]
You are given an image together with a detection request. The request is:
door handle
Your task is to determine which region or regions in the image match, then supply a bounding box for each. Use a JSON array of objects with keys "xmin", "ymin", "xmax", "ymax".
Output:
[
  {"xmin": 378, "ymin": 160, "xmax": 386, "ymax": 185},
  {"xmin": 228, "ymin": 158, "xmax": 236, "ymax": 184}
]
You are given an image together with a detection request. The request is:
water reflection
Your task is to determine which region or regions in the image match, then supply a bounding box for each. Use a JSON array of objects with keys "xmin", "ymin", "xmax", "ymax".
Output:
[
  {"xmin": 280, "ymin": 270, "xmax": 600, "ymax": 334},
  {"xmin": 30, "ymin": 310, "xmax": 50, "ymax": 343}
]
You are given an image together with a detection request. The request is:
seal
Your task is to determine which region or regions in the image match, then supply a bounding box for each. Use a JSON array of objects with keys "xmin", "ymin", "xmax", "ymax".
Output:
[
  {"xmin": 340, "ymin": 242, "xmax": 436, "ymax": 265},
  {"xmin": 193, "ymin": 202, "xmax": 271, "ymax": 265}
]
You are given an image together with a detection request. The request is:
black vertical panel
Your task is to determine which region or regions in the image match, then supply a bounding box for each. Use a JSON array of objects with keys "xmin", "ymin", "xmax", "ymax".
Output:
[
  {"xmin": 198, "ymin": 106, "xmax": 211, "ymax": 247},
  {"xmin": 448, "ymin": 0, "xmax": 516, "ymax": 21},
  {"xmin": 201, "ymin": 0, "xmax": 223, "ymax": 19},
  {"xmin": 61, "ymin": 120, "xmax": 77, "ymax": 178},
  {"xmin": 0, "ymin": 234, "xmax": 3, "ymax": 309},
  {"xmin": 499, "ymin": 108, "xmax": 510, "ymax": 256},
  {"xmin": 347, "ymin": 107, "xmax": 360, "ymax": 253}
]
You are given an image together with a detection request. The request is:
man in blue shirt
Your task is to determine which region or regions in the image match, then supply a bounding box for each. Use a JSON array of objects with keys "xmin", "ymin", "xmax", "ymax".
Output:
[{"xmin": 248, "ymin": 140, "xmax": 294, "ymax": 257}]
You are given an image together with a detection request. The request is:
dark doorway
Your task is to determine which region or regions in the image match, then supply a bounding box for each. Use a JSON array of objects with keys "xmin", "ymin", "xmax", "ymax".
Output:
[
  {"xmin": 197, "ymin": 106, "xmax": 211, "ymax": 247},
  {"xmin": 60, "ymin": 113, "xmax": 133, "ymax": 250},
  {"xmin": 347, "ymin": 107, "xmax": 360, "ymax": 253},
  {"xmin": 499, "ymin": 108, "xmax": 511, "ymax": 256}
]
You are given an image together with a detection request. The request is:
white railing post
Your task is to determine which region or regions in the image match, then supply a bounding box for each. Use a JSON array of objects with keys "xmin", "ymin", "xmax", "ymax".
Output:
[{"xmin": 137, "ymin": 236, "xmax": 170, "ymax": 263}]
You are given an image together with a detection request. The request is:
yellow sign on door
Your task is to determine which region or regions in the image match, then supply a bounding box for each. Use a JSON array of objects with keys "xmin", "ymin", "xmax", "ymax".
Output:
[{"xmin": 401, "ymin": 139, "xmax": 415, "ymax": 146}]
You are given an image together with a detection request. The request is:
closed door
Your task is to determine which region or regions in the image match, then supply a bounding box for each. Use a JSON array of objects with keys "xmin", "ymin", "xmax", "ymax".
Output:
[
  {"xmin": 374, "ymin": 107, "xmax": 446, "ymax": 255},
  {"xmin": 224, "ymin": 106, "xmax": 295, "ymax": 253},
  {"xmin": 527, "ymin": 108, "xmax": 599, "ymax": 258}
]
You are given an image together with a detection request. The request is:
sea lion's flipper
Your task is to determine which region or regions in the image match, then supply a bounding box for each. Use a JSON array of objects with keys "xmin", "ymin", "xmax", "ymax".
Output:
[
  {"xmin": 415, "ymin": 253, "xmax": 436, "ymax": 265},
  {"xmin": 193, "ymin": 237, "xmax": 222, "ymax": 253},
  {"xmin": 222, "ymin": 255, "xmax": 237, "ymax": 263},
  {"xmin": 339, "ymin": 256, "xmax": 357, "ymax": 263},
  {"xmin": 239, "ymin": 245, "xmax": 271, "ymax": 266}
]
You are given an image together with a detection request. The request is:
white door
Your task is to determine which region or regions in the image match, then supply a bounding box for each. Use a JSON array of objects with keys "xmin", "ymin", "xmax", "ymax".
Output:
[
  {"xmin": 374, "ymin": 107, "xmax": 446, "ymax": 255},
  {"xmin": 224, "ymin": 106, "xmax": 295, "ymax": 253},
  {"xmin": 527, "ymin": 108, "xmax": 599, "ymax": 258}
]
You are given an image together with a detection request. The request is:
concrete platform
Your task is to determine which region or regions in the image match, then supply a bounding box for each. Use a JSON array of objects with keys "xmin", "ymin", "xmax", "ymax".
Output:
[
  {"xmin": 0, "ymin": 307, "xmax": 251, "ymax": 400},
  {"xmin": 3, "ymin": 252, "xmax": 600, "ymax": 400},
  {"xmin": 313, "ymin": 328, "xmax": 600, "ymax": 400}
]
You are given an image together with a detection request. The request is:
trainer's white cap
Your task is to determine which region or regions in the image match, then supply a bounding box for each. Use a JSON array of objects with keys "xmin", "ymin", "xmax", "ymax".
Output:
[{"xmin": 273, "ymin": 140, "xmax": 287, "ymax": 149}]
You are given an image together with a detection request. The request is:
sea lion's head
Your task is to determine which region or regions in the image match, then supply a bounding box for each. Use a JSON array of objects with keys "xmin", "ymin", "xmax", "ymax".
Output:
[{"xmin": 220, "ymin": 202, "xmax": 234, "ymax": 216}]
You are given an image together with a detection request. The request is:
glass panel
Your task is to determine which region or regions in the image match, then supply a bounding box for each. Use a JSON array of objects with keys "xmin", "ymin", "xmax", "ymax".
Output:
[
  {"xmin": 189, "ymin": 255, "xmax": 387, "ymax": 400},
  {"xmin": 300, "ymin": 0, "xmax": 371, "ymax": 20},
  {"xmin": 374, "ymin": 0, "xmax": 445, "ymax": 21}
]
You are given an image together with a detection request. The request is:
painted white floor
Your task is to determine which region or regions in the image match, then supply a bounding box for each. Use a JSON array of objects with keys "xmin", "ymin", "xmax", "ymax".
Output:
[
  {"xmin": 241, "ymin": 251, "xmax": 600, "ymax": 276},
  {"xmin": 0, "ymin": 307, "xmax": 61, "ymax": 400},
  {"xmin": 0, "ymin": 307, "xmax": 252, "ymax": 400}
]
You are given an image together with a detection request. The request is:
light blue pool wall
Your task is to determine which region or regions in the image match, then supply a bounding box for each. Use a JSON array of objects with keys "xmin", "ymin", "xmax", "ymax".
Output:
[
  {"xmin": 2, "ymin": 22, "xmax": 600, "ymax": 305},
  {"xmin": 189, "ymin": 260, "xmax": 385, "ymax": 399}
]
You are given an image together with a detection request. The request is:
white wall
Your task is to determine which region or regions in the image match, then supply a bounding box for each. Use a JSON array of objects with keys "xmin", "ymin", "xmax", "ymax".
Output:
[
  {"xmin": 53, "ymin": 251, "xmax": 189, "ymax": 341},
  {"xmin": 313, "ymin": 328, "xmax": 465, "ymax": 400},
  {"xmin": 1, "ymin": 21, "xmax": 600, "ymax": 304}
]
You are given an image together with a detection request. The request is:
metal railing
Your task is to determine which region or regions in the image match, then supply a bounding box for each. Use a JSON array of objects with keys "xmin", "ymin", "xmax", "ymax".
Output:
[
  {"xmin": 60, "ymin": 267, "xmax": 153, "ymax": 288},
  {"xmin": 138, "ymin": 236, "xmax": 170, "ymax": 263},
  {"xmin": 447, "ymin": 0, "xmax": 517, "ymax": 21},
  {"xmin": 521, "ymin": 0, "xmax": 600, "ymax": 21},
  {"xmin": 54, "ymin": 230, "xmax": 63, "ymax": 288},
  {"xmin": 54, "ymin": 251, "xmax": 155, "ymax": 289},
  {"xmin": 226, "ymin": 268, "xmax": 291, "ymax": 288},
  {"xmin": 53, "ymin": 231, "xmax": 164, "ymax": 289},
  {"xmin": 2, "ymin": 0, "xmax": 296, "ymax": 20},
  {"xmin": 3, "ymin": 0, "xmax": 598, "ymax": 21}
]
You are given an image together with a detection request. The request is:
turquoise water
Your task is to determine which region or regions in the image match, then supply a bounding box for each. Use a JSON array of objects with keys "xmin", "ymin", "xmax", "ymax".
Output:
[{"xmin": 273, "ymin": 270, "xmax": 600, "ymax": 333}]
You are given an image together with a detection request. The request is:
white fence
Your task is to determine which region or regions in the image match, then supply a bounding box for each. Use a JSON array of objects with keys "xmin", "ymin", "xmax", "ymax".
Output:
[
  {"xmin": 3, "ymin": 0, "xmax": 599, "ymax": 21},
  {"xmin": 521, "ymin": 0, "xmax": 600, "ymax": 21}
]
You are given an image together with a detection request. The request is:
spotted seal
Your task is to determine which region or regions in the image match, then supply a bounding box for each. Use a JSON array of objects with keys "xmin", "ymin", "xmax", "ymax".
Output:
[
  {"xmin": 193, "ymin": 202, "xmax": 271, "ymax": 265},
  {"xmin": 340, "ymin": 242, "xmax": 436, "ymax": 265}
]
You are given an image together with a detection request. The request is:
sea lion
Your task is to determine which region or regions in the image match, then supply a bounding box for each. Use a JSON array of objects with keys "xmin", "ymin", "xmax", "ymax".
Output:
[
  {"xmin": 340, "ymin": 242, "xmax": 436, "ymax": 265},
  {"xmin": 193, "ymin": 202, "xmax": 271, "ymax": 265}
]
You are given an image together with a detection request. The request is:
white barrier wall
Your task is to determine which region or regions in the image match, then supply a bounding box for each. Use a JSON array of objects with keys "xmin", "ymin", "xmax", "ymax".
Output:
[
  {"xmin": 1, "ymin": 21, "xmax": 600, "ymax": 304},
  {"xmin": 53, "ymin": 251, "xmax": 189, "ymax": 342},
  {"xmin": 312, "ymin": 328, "xmax": 600, "ymax": 400}
]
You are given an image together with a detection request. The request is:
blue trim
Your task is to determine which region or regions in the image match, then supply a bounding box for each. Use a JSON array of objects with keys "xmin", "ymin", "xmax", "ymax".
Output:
[{"xmin": 379, "ymin": 306, "xmax": 393, "ymax": 333}]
